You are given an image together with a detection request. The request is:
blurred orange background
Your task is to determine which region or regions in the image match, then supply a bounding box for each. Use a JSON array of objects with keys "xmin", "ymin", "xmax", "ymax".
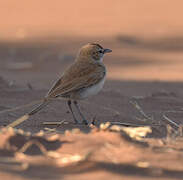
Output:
[
  {"xmin": 1, "ymin": 0, "xmax": 183, "ymax": 83},
  {"xmin": 1, "ymin": 0, "xmax": 183, "ymax": 39}
]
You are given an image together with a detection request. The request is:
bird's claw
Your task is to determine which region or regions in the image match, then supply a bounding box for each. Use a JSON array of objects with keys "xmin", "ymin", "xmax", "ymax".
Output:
[{"xmin": 82, "ymin": 120, "xmax": 88, "ymax": 125}]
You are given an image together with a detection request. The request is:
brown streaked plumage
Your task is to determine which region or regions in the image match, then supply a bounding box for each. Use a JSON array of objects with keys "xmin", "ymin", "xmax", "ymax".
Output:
[
  {"xmin": 28, "ymin": 43, "xmax": 112, "ymax": 125},
  {"xmin": 46, "ymin": 61, "xmax": 106, "ymax": 99}
]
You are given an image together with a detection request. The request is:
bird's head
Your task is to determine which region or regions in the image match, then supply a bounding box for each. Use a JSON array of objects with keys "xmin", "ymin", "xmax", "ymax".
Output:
[{"xmin": 77, "ymin": 43, "xmax": 112, "ymax": 62}]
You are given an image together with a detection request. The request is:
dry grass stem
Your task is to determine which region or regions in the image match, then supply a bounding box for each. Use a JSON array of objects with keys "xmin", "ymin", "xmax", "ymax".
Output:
[
  {"xmin": 163, "ymin": 114, "xmax": 179, "ymax": 128},
  {"xmin": 43, "ymin": 120, "xmax": 66, "ymax": 126},
  {"xmin": 7, "ymin": 114, "xmax": 30, "ymax": 128},
  {"xmin": 130, "ymin": 100, "xmax": 153, "ymax": 121}
]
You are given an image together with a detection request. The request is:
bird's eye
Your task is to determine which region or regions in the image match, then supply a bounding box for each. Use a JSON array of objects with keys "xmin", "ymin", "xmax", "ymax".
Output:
[{"xmin": 98, "ymin": 50, "xmax": 103, "ymax": 53}]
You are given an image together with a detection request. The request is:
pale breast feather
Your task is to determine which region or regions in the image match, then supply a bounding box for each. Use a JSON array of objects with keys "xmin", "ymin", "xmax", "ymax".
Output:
[{"xmin": 78, "ymin": 76, "xmax": 106, "ymax": 99}]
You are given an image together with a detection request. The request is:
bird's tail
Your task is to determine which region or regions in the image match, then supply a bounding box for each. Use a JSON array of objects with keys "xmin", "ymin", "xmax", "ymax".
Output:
[
  {"xmin": 0, "ymin": 99, "xmax": 43, "ymax": 115},
  {"xmin": 7, "ymin": 99, "xmax": 50, "ymax": 128},
  {"xmin": 28, "ymin": 99, "xmax": 49, "ymax": 116}
]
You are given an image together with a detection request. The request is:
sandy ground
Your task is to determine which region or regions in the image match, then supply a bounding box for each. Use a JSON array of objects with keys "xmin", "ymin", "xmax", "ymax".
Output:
[
  {"xmin": 1, "ymin": 0, "xmax": 183, "ymax": 179},
  {"xmin": 1, "ymin": 36, "xmax": 183, "ymax": 180}
]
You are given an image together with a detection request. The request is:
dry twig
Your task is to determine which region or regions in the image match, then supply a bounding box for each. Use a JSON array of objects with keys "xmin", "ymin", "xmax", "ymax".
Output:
[
  {"xmin": 130, "ymin": 100, "xmax": 153, "ymax": 121},
  {"xmin": 163, "ymin": 114, "xmax": 179, "ymax": 128}
]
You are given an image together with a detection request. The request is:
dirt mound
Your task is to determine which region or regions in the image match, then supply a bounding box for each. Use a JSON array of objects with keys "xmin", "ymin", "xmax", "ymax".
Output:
[{"xmin": 0, "ymin": 127, "xmax": 182, "ymax": 180}]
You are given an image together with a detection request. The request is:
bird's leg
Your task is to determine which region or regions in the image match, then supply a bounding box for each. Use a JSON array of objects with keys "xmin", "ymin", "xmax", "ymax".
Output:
[
  {"xmin": 73, "ymin": 101, "xmax": 88, "ymax": 125},
  {"xmin": 67, "ymin": 100, "xmax": 79, "ymax": 124}
]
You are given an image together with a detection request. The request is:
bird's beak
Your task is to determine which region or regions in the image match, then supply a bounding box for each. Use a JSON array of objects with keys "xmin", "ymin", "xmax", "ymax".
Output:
[{"xmin": 103, "ymin": 48, "xmax": 112, "ymax": 54}]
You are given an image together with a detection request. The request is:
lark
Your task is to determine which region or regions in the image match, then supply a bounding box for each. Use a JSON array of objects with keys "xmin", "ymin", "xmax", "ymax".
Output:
[{"xmin": 23, "ymin": 43, "xmax": 111, "ymax": 125}]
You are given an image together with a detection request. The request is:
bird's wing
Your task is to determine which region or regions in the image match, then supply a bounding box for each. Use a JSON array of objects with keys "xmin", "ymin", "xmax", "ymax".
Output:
[
  {"xmin": 46, "ymin": 78, "xmax": 62, "ymax": 97},
  {"xmin": 46, "ymin": 62, "xmax": 106, "ymax": 98}
]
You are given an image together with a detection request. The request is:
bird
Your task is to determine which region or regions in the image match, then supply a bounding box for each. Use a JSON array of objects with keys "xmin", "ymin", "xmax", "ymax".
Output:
[{"xmin": 10, "ymin": 43, "xmax": 112, "ymax": 126}]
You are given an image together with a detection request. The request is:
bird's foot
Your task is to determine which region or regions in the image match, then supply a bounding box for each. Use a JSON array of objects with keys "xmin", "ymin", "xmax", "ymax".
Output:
[{"xmin": 81, "ymin": 119, "xmax": 88, "ymax": 125}]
